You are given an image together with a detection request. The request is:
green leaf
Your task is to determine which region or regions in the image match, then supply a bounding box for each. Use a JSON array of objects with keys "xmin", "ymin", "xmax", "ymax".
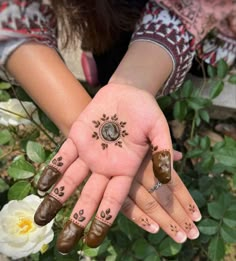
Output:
[
  {"xmin": 198, "ymin": 218, "xmax": 219, "ymax": 235},
  {"xmin": 208, "ymin": 201, "xmax": 224, "ymax": 220},
  {"xmin": 0, "ymin": 129, "xmax": 12, "ymax": 145},
  {"xmin": 228, "ymin": 75, "xmax": 236, "ymax": 84},
  {"xmin": 213, "ymin": 137, "xmax": 236, "ymax": 168},
  {"xmin": 217, "ymin": 59, "xmax": 228, "ymax": 79},
  {"xmin": 8, "ymin": 159, "xmax": 35, "ymax": 180},
  {"xmin": 0, "ymin": 178, "xmax": 9, "ymax": 193},
  {"xmin": 26, "ymin": 141, "xmax": 46, "ymax": 163},
  {"xmin": 195, "ymin": 113, "xmax": 201, "ymax": 127},
  {"xmin": 8, "ymin": 181, "xmax": 31, "ymax": 200},
  {"xmin": 173, "ymin": 101, "xmax": 187, "ymax": 121},
  {"xmin": 0, "ymin": 90, "xmax": 10, "ymax": 101},
  {"xmin": 157, "ymin": 96, "xmax": 172, "ymax": 110},
  {"xmin": 190, "ymin": 189, "xmax": 206, "ymax": 208},
  {"xmin": 144, "ymin": 255, "xmax": 161, "ymax": 261},
  {"xmin": 200, "ymin": 136, "xmax": 210, "ymax": 150},
  {"xmin": 199, "ymin": 110, "xmax": 210, "ymax": 123},
  {"xmin": 207, "ymin": 64, "xmax": 216, "ymax": 78},
  {"xmin": 181, "ymin": 80, "xmax": 193, "ymax": 98},
  {"xmin": 209, "ymin": 80, "xmax": 224, "ymax": 99},
  {"xmin": 200, "ymin": 156, "xmax": 215, "ymax": 171},
  {"xmin": 187, "ymin": 97, "xmax": 211, "ymax": 111},
  {"xmin": 0, "ymin": 82, "xmax": 11, "ymax": 90},
  {"xmin": 147, "ymin": 230, "xmax": 166, "ymax": 245},
  {"xmin": 186, "ymin": 149, "xmax": 203, "ymax": 158},
  {"xmin": 132, "ymin": 238, "xmax": 156, "ymax": 259},
  {"xmin": 158, "ymin": 237, "xmax": 182, "ymax": 257},
  {"xmin": 38, "ymin": 109, "xmax": 59, "ymax": 135},
  {"xmin": 220, "ymin": 224, "xmax": 236, "ymax": 243},
  {"xmin": 208, "ymin": 236, "xmax": 225, "ymax": 261},
  {"xmin": 83, "ymin": 239, "xmax": 110, "ymax": 257},
  {"xmin": 223, "ymin": 208, "xmax": 236, "ymax": 227},
  {"xmin": 117, "ymin": 214, "xmax": 141, "ymax": 241}
]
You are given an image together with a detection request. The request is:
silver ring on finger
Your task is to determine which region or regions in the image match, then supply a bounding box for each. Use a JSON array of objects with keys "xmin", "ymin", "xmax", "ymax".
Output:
[{"xmin": 148, "ymin": 181, "xmax": 162, "ymax": 193}]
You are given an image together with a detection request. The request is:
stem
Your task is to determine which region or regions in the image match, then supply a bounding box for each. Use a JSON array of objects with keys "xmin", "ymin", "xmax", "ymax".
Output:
[
  {"xmin": 190, "ymin": 112, "xmax": 197, "ymax": 139},
  {"xmin": 0, "ymin": 107, "xmax": 30, "ymax": 119},
  {"xmin": 0, "ymin": 147, "xmax": 15, "ymax": 159},
  {"xmin": 11, "ymin": 87, "xmax": 57, "ymax": 145}
]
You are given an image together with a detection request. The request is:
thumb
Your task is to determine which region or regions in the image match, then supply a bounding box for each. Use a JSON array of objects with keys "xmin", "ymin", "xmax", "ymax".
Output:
[{"xmin": 148, "ymin": 113, "xmax": 173, "ymax": 184}]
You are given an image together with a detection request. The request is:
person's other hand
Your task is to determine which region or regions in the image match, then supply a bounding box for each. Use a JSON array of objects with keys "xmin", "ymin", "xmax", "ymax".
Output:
[
  {"xmin": 121, "ymin": 151, "xmax": 201, "ymax": 247},
  {"xmin": 34, "ymin": 84, "xmax": 200, "ymax": 253}
]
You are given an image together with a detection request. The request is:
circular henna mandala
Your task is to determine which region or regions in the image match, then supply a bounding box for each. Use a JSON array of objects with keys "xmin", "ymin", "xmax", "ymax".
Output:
[
  {"xmin": 100, "ymin": 122, "xmax": 120, "ymax": 141},
  {"xmin": 92, "ymin": 114, "xmax": 128, "ymax": 149}
]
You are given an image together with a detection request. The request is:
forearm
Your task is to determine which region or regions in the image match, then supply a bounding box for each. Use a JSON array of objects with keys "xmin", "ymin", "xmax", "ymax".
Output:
[
  {"xmin": 6, "ymin": 42, "xmax": 91, "ymax": 135},
  {"xmin": 109, "ymin": 41, "xmax": 173, "ymax": 96}
]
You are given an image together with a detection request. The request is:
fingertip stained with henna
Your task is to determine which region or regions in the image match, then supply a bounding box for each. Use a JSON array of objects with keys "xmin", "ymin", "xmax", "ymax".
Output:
[
  {"xmin": 152, "ymin": 150, "xmax": 171, "ymax": 184},
  {"xmin": 34, "ymin": 195, "xmax": 62, "ymax": 226},
  {"xmin": 57, "ymin": 220, "xmax": 84, "ymax": 254}
]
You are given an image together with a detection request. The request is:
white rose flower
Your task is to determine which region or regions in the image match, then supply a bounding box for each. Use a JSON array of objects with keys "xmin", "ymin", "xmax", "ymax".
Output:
[
  {"xmin": 0, "ymin": 195, "xmax": 54, "ymax": 260},
  {"xmin": 0, "ymin": 98, "xmax": 40, "ymax": 126}
]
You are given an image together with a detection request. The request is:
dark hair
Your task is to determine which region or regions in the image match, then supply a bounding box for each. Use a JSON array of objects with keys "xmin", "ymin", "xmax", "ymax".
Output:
[{"xmin": 51, "ymin": 0, "xmax": 146, "ymax": 54}]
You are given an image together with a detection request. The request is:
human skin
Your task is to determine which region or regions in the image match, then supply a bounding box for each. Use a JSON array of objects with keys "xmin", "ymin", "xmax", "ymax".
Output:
[{"xmin": 6, "ymin": 41, "xmax": 201, "ymax": 253}]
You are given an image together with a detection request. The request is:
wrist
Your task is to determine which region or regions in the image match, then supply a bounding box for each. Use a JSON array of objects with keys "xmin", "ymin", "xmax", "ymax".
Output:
[{"xmin": 109, "ymin": 41, "xmax": 173, "ymax": 97}]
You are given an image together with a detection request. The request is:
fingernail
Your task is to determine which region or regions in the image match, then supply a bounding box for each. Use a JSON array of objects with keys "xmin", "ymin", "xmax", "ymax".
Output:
[
  {"xmin": 148, "ymin": 224, "xmax": 159, "ymax": 233},
  {"xmin": 188, "ymin": 228, "xmax": 200, "ymax": 240},
  {"xmin": 37, "ymin": 190, "xmax": 46, "ymax": 197},
  {"xmin": 38, "ymin": 166, "xmax": 62, "ymax": 191},
  {"xmin": 85, "ymin": 219, "xmax": 110, "ymax": 248},
  {"xmin": 175, "ymin": 231, "xmax": 187, "ymax": 243},
  {"xmin": 192, "ymin": 212, "xmax": 202, "ymax": 222},
  {"xmin": 34, "ymin": 195, "xmax": 62, "ymax": 226},
  {"xmin": 57, "ymin": 220, "xmax": 84, "ymax": 254},
  {"xmin": 152, "ymin": 150, "xmax": 171, "ymax": 184}
]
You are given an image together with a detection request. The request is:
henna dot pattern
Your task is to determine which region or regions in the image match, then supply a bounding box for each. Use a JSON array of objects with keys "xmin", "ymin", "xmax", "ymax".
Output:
[
  {"xmin": 188, "ymin": 204, "xmax": 196, "ymax": 213},
  {"xmin": 170, "ymin": 224, "xmax": 179, "ymax": 235},
  {"xmin": 92, "ymin": 114, "xmax": 128, "ymax": 149},
  {"xmin": 140, "ymin": 217, "xmax": 151, "ymax": 227},
  {"xmin": 185, "ymin": 222, "xmax": 192, "ymax": 230}
]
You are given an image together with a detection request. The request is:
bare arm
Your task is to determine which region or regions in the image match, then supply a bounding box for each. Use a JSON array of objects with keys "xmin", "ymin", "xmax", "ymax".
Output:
[{"xmin": 6, "ymin": 42, "xmax": 91, "ymax": 136}]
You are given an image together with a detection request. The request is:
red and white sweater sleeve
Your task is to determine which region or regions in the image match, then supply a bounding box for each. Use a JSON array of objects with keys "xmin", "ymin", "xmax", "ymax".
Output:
[
  {"xmin": 0, "ymin": 0, "xmax": 57, "ymax": 81},
  {"xmin": 130, "ymin": 0, "xmax": 195, "ymax": 97}
]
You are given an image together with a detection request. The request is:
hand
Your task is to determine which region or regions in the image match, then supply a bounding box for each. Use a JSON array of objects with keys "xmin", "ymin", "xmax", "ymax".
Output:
[
  {"xmin": 121, "ymin": 151, "xmax": 201, "ymax": 245},
  {"xmin": 33, "ymin": 84, "xmax": 190, "ymax": 252}
]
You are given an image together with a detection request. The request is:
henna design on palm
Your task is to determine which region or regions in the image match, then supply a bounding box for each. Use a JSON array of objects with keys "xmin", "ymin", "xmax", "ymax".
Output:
[{"xmin": 92, "ymin": 114, "xmax": 128, "ymax": 149}]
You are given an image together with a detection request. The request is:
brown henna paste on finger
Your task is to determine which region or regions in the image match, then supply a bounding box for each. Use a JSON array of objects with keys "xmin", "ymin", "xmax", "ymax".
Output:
[
  {"xmin": 85, "ymin": 219, "xmax": 110, "ymax": 248},
  {"xmin": 37, "ymin": 164, "xmax": 63, "ymax": 192},
  {"xmin": 34, "ymin": 195, "xmax": 62, "ymax": 226},
  {"xmin": 57, "ymin": 220, "xmax": 84, "ymax": 254},
  {"xmin": 85, "ymin": 208, "xmax": 112, "ymax": 248},
  {"xmin": 152, "ymin": 150, "xmax": 171, "ymax": 184},
  {"xmin": 92, "ymin": 114, "xmax": 128, "ymax": 149}
]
